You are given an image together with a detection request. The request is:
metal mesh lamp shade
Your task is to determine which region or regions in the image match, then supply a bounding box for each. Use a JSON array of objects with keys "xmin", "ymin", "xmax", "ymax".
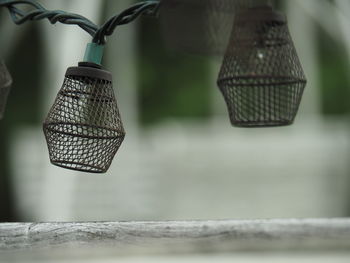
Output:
[
  {"xmin": 0, "ymin": 61, "xmax": 12, "ymax": 119},
  {"xmin": 217, "ymin": 6, "xmax": 307, "ymax": 127},
  {"xmin": 43, "ymin": 62, "xmax": 125, "ymax": 173}
]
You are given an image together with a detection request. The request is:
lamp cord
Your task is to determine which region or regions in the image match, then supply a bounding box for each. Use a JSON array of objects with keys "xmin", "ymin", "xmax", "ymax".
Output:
[
  {"xmin": 0, "ymin": 0, "xmax": 160, "ymax": 44},
  {"xmin": 93, "ymin": 1, "xmax": 160, "ymax": 45},
  {"xmin": 0, "ymin": 0, "xmax": 99, "ymax": 37}
]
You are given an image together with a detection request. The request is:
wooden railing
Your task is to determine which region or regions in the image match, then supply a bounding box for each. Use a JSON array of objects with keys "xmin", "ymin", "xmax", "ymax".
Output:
[{"xmin": 1, "ymin": 218, "xmax": 350, "ymax": 253}]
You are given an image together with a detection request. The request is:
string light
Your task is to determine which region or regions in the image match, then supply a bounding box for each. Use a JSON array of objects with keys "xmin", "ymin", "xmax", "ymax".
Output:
[
  {"xmin": 43, "ymin": 59, "xmax": 125, "ymax": 173},
  {"xmin": 217, "ymin": 6, "xmax": 306, "ymax": 127},
  {"xmin": 0, "ymin": 0, "xmax": 158, "ymax": 173},
  {"xmin": 0, "ymin": 0, "xmax": 307, "ymax": 173}
]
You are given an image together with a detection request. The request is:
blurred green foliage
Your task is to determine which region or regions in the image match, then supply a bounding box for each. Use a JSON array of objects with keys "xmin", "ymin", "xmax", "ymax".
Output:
[
  {"xmin": 137, "ymin": 17, "xmax": 213, "ymax": 126},
  {"xmin": 318, "ymin": 31, "xmax": 350, "ymax": 115}
]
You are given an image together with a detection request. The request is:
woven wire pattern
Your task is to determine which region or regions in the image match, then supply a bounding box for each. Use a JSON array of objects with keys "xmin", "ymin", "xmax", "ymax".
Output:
[
  {"xmin": 43, "ymin": 73, "xmax": 125, "ymax": 173},
  {"xmin": 0, "ymin": 61, "xmax": 12, "ymax": 120},
  {"xmin": 217, "ymin": 7, "xmax": 306, "ymax": 127}
]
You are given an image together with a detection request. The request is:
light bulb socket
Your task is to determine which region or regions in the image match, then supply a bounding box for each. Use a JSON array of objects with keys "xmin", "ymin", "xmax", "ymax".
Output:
[
  {"xmin": 66, "ymin": 62, "xmax": 112, "ymax": 81},
  {"xmin": 83, "ymin": 42, "xmax": 104, "ymax": 65}
]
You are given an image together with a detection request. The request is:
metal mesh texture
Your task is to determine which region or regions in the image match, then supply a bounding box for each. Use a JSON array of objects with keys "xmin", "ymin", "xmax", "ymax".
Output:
[
  {"xmin": 43, "ymin": 64, "xmax": 125, "ymax": 173},
  {"xmin": 217, "ymin": 6, "xmax": 306, "ymax": 127},
  {"xmin": 0, "ymin": 61, "xmax": 12, "ymax": 120}
]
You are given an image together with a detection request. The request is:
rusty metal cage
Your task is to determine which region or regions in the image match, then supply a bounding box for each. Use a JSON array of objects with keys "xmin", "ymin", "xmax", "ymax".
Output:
[
  {"xmin": 43, "ymin": 62, "xmax": 125, "ymax": 173},
  {"xmin": 0, "ymin": 60, "xmax": 12, "ymax": 120},
  {"xmin": 217, "ymin": 6, "xmax": 306, "ymax": 127}
]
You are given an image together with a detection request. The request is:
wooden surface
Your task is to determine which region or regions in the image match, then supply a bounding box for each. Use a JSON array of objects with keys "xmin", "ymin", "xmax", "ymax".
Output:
[{"xmin": 1, "ymin": 218, "xmax": 350, "ymax": 254}]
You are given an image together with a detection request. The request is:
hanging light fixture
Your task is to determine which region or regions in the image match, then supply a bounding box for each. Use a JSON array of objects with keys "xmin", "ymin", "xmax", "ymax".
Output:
[
  {"xmin": 0, "ymin": 60, "xmax": 12, "ymax": 120},
  {"xmin": 0, "ymin": 0, "xmax": 158, "ymax": 173},
  {"xmin": 217, "ymin": 6, "xmax": 307, "ymax": 127},
  {"xmin": 43, "ymin": 43, "xmax": 125, "ymax": 173},
  {"xmin": 39, "ymin": 1, "xmax": 159, "ymax": 173},
  {"xmin": 0, "ymin": 0, "xmax": 312, "ymax": 174}
]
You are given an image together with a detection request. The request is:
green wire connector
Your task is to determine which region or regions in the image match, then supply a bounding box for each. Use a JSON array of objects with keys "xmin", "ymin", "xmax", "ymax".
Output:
[{"xmin": 83, "ymin": 42, "xmax": 104, "ymax": 65}]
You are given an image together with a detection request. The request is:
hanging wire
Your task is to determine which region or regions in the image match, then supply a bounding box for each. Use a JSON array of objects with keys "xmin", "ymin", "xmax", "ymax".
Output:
[
  {"xmin": 0, "ymin": 0, "xmax": 160, "ymax": 43},
  {"xmin": 0, "ymin": 0, "xmax": 99, "ymax": 37},
  {"xmin": 92, "ymin": 1, "xmax": 160, "ymax": 45}
]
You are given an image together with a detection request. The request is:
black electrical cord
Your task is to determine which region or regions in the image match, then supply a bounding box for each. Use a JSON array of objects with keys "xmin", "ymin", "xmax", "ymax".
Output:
[
  {"xmin": 93, "ymin": 1, "xmax": 160, "ymax": 45},
  {"xmin": 0, "ymin": 0, "xmax": 98, "ymax": 37},
  {"xmin": 0, "ymin": 0, "xmax": 160, "ymax": 44}
]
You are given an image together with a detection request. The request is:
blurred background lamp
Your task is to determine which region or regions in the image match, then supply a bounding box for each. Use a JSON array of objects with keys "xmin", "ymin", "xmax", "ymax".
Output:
[
  {"xmin": 217, "ymin": 6, "xmax": 307, "ymax": 127},
  {"xmin": 43, "ymin": 43, "xmax": 125, "ymax": 173},
  {"xmin": 0, "ymin": 60, "xmax": 12, "ymax": 120}
]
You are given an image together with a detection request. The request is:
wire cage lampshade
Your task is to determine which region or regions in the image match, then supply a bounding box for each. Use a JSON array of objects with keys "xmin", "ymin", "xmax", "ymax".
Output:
[
  {"xmin": 43, "ymin": 62, "xmax": 125, "ymax": 173},
  {"xmin": 0, "ymin": 60, "xmax": 12, "ymax": 120},
  {"xmin": 217, "ymin": 6, "xmax": 307, "ymax": 127}
]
